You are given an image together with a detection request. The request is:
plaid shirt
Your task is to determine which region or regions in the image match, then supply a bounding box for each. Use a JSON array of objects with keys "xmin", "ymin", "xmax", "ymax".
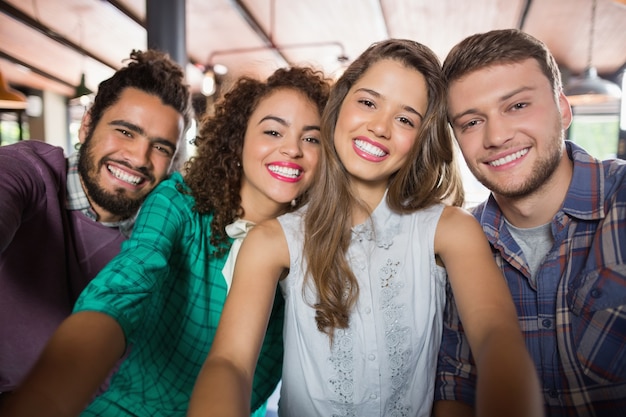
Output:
[
  {"xmin": 65, "ymin": 152, "xmax": 134, "ymax": 237},
  {"xmin": 435, "ymin": 141, "xmax": 626, "ymax": 417},
  {"xmin": 74, "ymin": 172, "xmax": 283, "ymax": 416}
]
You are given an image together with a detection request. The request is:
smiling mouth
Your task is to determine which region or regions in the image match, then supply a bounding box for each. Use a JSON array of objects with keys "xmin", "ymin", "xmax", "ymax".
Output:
[
  {"xmin": 107, "ymin": 164, "xmax": 143, "ymax": 185},
  {"xmin": 488, "ymin": 148, "xmax": 529, "ymax": 167},
  {"xmin": 354, "ymin": 139, "xmax": 387, "ymax": 157},
  {"xmin": 268, "ymin": 164, "xmax": 302, "ymax": 179}
]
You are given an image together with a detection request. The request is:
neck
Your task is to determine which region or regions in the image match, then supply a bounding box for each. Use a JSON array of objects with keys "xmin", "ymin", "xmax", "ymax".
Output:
[{"xmin": 349, "ymin": 181, "xmax": 386, "ymax": 226}]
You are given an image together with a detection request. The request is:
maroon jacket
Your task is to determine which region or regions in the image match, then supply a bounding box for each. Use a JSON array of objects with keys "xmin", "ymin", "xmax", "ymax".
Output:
[{"xmin": 0, "ymin": 140, "xmax": 127, "ymax": 392}]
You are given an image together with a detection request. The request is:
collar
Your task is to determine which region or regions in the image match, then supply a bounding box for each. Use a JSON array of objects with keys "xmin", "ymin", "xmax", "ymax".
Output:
[{"xmin": 66, "ymin": 152, "xmax": 135, "ymax": 237}]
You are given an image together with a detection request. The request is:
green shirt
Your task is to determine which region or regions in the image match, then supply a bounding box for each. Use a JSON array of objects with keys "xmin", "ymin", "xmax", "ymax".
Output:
[{"xmin": 74, "ymin": 172, "xmax": 283, "ymax": 416}]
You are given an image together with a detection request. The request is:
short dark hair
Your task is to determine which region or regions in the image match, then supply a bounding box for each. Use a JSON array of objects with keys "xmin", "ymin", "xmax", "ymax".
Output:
[
  {"xmin": 443, "ymin": 29, "xmax": 562, "ymax": 96},
  {"xmin": 84, "ymin": 49, "xmax": 193, "ymax": 162}
]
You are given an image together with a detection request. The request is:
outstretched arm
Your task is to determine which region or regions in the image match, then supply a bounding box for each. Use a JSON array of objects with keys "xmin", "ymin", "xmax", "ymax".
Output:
[
  {"xmin": 188, "ymin": 219, "xmax": 289, "ymax": 417},
  {"xmin": 0, "ymin": 311, "xmax": 125, "ymax": 417},
  {"xmin": 435, "ymin": 206, "xmax": 543, "ymax": 417}
]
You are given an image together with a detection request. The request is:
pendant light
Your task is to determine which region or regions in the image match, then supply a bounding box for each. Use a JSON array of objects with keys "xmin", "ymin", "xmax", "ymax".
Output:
[
  {"xmin": 0, "ymin": 69, "xmax": 28, "ymax": 110},
  {"xmin": 72, "ymin": 16, "xmax": 93, "ymax": 105},
  {"xmin": 565, "ymin": 0, "xmax": 622, "ymax": 106},
  {"xmin": 73, "ymin": 73, "xmax": 93, "ymax": 100}
]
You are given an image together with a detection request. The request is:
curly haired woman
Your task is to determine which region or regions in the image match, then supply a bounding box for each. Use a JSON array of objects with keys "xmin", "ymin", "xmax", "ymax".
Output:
[{"xmin": 1, "ymin": 66, "xmax": 330, "ymax": 417}]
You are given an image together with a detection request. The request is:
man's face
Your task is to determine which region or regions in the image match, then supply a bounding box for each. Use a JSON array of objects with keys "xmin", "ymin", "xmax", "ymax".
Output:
[
  {"xmin": 447, "ymin": 59, "xmax": 572, "ymax": 200},
  {"xmin": 78, "ymin": 87, "xmax": 184, "ymax": 222}
]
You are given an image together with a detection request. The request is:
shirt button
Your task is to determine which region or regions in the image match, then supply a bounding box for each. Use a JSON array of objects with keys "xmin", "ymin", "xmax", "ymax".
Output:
[
  {"xmin": 542, "ymin": 319, "xmax": 552, "ymax": 328},
  {"xmin": 548, "ymin": 389, "xmax": 559, "ymax": 398},
  {"xmin": 590, "ymin": 288, "xmax": 602, "ymax": 298},
  {"xmin": 370, "ymin": 393, "xmax": 377, "ymax": 399},
  {"xmin": 368, "ymin": 354, "xmax": 376, "ymax": 361},
  {"xmin": 365, "ymin": 307, "xmax": 372, "ymax": 314}
]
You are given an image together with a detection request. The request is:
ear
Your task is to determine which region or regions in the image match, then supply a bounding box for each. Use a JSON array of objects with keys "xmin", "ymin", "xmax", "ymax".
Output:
[
  {"xmin": 557, "ymin": 91, "xmax": 573, "ymax": 131},
  {"xmin": 78, "ymin": 109, "xmax": 92, "ymax": 144}
]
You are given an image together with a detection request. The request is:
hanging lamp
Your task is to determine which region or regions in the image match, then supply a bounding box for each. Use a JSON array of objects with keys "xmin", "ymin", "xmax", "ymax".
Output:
[
  {"xmin": 73, "ymin": 72, "xmax": 93, "ymax": 99},
  {"xmin": 0, "ymin": 69, "xmax": 28, "ymax": 110},
  {"xmin": 72, "ymin": 16, "xmax": 93, "ymax": 106},
  {"xmin": 565, "ymin": 0, "xmax": 622, "ymax": 105}
]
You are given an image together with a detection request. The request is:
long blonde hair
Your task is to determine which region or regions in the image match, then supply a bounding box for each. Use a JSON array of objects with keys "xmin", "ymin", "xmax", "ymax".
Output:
[{"xmin": 303, "ymin": 39, "xmax": 464, "ymax": 339}]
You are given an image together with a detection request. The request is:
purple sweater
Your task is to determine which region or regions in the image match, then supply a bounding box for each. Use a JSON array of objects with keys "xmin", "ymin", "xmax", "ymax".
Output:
[{"xmin": 0, "ymin": 140, "xmax": 127, "ymax": 392}]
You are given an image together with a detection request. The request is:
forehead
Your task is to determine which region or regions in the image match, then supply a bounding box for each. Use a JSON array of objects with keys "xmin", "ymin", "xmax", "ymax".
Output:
[
  {"xmin": 100, "ymin": 87, "xmax": 184, "ymax": 138},
  {"xmin": 352, "ymin": 59, "xmax": 428, "ymax": 111},
  {"xmin": 252, "ymin": 88, "xmax": 320, "ymax": 121},
  {"xmin": 450, "ymin": 59, "xmax": 547, "ymax": 91},
  {"xmin": 448, "ymin": 59, "xmax": 550, "ymax": 107}
]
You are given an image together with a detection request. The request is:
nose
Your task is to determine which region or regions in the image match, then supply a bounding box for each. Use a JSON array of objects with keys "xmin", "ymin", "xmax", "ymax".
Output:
[
  {"xmin": 279, "ymin": 135, "xmax": 303, "ymax": 158},
  {"xmin": 483, "ymin": 115, "xmax": 513, "ymax": 148},
  {"xmin": 367, "ymin": 111, "xmax": 391, "ymax": 139},
  {"xmin": 122, "ymin": 138, "xmax": 152, "ymax": 169}
]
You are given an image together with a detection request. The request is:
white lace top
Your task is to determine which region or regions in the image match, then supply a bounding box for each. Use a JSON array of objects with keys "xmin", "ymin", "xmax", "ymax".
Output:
[{"xmin": 277, "ymin": 198, "xmax": 447, "ymax": 417}]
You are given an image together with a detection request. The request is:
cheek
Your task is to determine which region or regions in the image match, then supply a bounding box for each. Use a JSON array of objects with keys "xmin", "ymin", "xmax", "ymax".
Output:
[
  {"xmin": 307, "ymin": 146, "xmax": 322, "ymax": 165},
  {"xmin": 397, "ymin": 132, "xmax": 418, "ymax": 155}
]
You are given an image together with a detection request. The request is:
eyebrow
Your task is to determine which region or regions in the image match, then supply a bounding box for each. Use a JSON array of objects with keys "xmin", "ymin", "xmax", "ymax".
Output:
[
  {"xmin": 109, "ymin": 120, "xmax": 177, "ymax": 153},
  {"xmin": 259, "ymin": 115, "xmax": 321, "ymax": 133},
  {"xmin": 450, "ymin": 86, "xmax": 534, "ymax": 124},
  {"xmin": 355, "ymin": 87, "xmax": 424, "ymax": 120}
]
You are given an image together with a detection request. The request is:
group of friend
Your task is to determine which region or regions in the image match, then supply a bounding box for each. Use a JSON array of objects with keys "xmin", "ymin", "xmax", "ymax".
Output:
[{"xmin": 0, "ymin": 28, "xmax": 624, "ymax": 417}]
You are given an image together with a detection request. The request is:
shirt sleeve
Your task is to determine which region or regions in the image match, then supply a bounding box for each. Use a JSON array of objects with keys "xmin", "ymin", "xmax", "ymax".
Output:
[
  {"xmin": 73, "ymin": 177, "xmax": 186, "ymax": 340},
  {"xmin": 434, "ymin": 282, "xmax": 478, "ymax": 406},
  {"xmin": 0, "ymin": 144, "xmax": 60, "ymax": 253}
]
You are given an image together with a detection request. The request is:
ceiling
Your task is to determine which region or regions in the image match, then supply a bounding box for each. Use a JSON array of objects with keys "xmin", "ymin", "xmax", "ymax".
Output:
[{"xmin": 1, "ymin": 0, "xmax": 625, "ymax": 100}]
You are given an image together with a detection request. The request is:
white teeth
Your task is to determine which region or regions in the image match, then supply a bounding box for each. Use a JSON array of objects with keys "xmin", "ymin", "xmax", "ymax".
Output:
[
  {"xmin": 489, "ymin": 148, "xmax": 529, "ymax": 167},
  {"xmin": 354, "ymin": 139, "xmax": 386, "ymax": 157},
  {"xmin": 108, "ymin": 165, "xmax": 142, "ymax": 185},
  {"xmin": 268, "ymin": 165, "xmax": 302, "ymax": 178}
]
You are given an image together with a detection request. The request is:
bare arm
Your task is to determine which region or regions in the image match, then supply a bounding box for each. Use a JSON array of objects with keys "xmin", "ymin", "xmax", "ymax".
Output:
[
  {"xmin": 0, "ymin": 311, "xmax": 125, "ymax": 417},
  {"xmin": 188, "ymin": 219, "xmax": 289, "ymax": 417},
  {"xmin": 432, "ymin": 400, "xmax": 475, "ymax": 417},
  {"xmin": 435, "ymin": 207, "xmax": 543, "ymax": 417}
]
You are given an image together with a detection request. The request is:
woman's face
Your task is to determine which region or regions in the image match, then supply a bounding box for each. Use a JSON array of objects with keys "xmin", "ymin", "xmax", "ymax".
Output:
[
  {"xmin": 333, "ymin": 59, "xmax": 428, "ymax": 199},
  {"xmin": 239, "ymin": 88, "xmax": 322, "ymax": 221}
]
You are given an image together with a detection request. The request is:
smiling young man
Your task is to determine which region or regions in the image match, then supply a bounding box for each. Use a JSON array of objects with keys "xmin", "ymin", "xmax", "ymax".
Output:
[
  {"xmin": 0, "ymin": 49, "xmax": 192, "ymax": 400},
  {"xmin": 433, "ymin": 29, "xmax": 626, "ymax": 417}
]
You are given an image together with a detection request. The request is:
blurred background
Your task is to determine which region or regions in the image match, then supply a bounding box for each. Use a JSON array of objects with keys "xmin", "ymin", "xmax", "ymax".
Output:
[{"xmin": 1, "ymin": 0, "xmax": 625, "ymax": 205}]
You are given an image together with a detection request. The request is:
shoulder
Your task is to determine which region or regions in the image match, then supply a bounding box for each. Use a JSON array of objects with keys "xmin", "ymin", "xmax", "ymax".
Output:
[
  {"xmin": 241, "ymin": 218, "xmax": 290, "ymax": 270},
  {"xmin": 439, "ymin": 205, "xmax": 478, "ymax": 227},
  {"xmin": 0, "ymin": 141, "xmax": 66, "ymax": 174},
  {"xmin": 435, "ymin": 206, "xmax": 485, "ymax": 253},
  {"xmin": 248, "ymin": 218, "xmax": 285, "ymax": 241},
  {"xmin": 144, "ymin": 172, "xmax": 192, "ymax": 206}
]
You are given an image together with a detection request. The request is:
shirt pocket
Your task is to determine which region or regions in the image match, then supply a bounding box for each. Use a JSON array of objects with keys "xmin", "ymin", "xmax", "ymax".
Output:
[{"xmin": 568, "ymin": 263, "xmax": 626, "ymax": 384}]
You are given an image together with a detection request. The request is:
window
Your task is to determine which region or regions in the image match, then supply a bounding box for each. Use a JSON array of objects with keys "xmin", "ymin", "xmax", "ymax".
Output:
[{"xmin": 0, "ymin": 110, "xmax": 29, "ymax": 146}]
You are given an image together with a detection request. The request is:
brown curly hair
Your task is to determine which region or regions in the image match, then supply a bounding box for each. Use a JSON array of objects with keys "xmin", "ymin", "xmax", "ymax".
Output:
[
  {"xmin": 84, "ymin": 49, "xmax": 193, "ymax": 171},
  {"xmin": 182, "ymin": 66, "xmax": 331, "ymax": 257}
]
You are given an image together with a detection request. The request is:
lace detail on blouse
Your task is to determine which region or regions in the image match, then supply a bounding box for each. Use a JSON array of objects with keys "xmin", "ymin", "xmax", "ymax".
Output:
[
  {"xmin": 381, "ymin": 258, "xmax": 412, "ymax": 416},
  {"xmin": 351, "ymin": 214, "xmax": 398, "ymax": 250},
  {"xmin": 329, "ymin": 328, "xmax": 356, "ymax": 417}
]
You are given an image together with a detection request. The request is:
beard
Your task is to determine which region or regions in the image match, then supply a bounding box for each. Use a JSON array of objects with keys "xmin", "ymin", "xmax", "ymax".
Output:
[
  {"xmin": 471, "ymin": 121, "xmax": 565, "ymax": 200},
  {"xmin": 77, "ymin": 138, "xmax": 147, "ymax": 220}
]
